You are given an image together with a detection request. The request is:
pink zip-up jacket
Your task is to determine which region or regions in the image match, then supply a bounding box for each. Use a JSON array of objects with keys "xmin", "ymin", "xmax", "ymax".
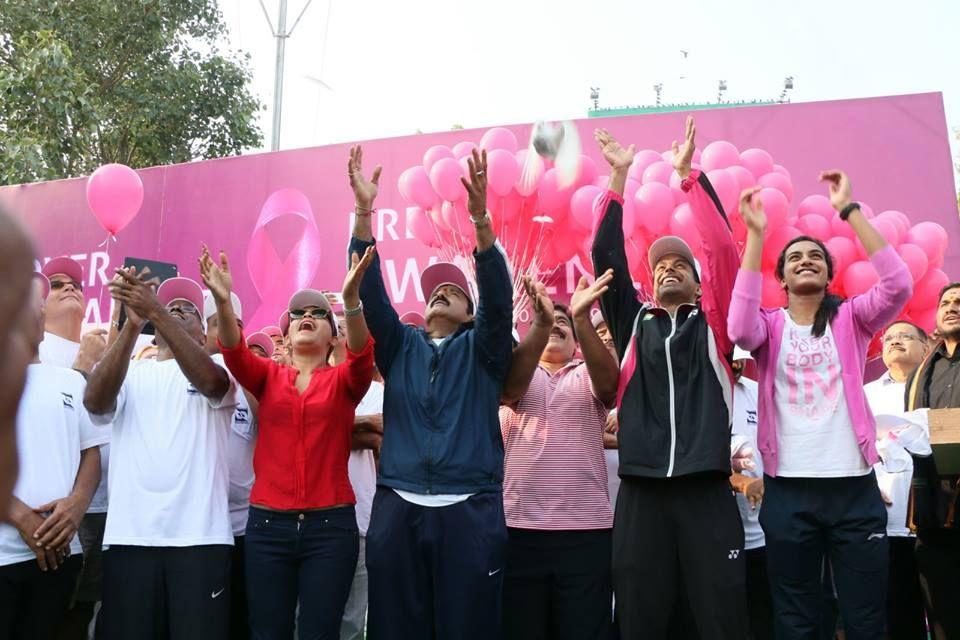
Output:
[{"xmin": 727, "ymin": 245, "xmax": 912, "ymax": 477}]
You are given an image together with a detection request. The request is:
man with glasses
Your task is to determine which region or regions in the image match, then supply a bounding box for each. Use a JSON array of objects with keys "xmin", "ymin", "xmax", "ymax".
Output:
[
  {"xmin": 864, "ymin": 321, "xmax": 929, "ymax": 639},
  {"xmin": 84, "ymin": 271, "xmax": 237, "ymax": 640}
]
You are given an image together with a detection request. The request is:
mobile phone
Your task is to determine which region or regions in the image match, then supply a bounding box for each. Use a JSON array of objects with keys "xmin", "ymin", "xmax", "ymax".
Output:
[{"xmin": 117, "ymin": 257, "xmax": 178, "ymax": 334}]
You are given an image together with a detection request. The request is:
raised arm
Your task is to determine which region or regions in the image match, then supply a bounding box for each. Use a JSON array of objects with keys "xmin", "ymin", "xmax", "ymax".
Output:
[
  {"xmin": 728, "ymin": 188, "xmax": 770, "ymax": 351},
  {"xmin": 501, "ymin": 277, "xmax": 554, "ymax": 405},
  {"xmin": 571, "ymin": 271, "xmax": 619, "ymax": 407},
  {"xmin": 591, "ymin": 129, "xmax": 644, "ymax": 360},
  {"xmin": 821, "ymin": 170, "xmax": 912, "ymax": 333},
  {"xmin": 342, "ymin": 246, "xmax": 375, "ymax": 354},
  {"xmin": 84, "ymin": 268, "xmax": 147, "ymax": 415},
  {"xmin": 463, "ymin": 150, "xmax": 514, "ymax": 381},
  {"xmin": 348, "ymin": 145, "xmax": 406, "ymax": 375}
]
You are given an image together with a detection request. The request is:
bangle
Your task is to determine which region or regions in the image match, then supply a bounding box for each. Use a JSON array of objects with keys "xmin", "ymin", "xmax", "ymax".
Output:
[
  {"xmin": 839, "ymin": 201, "xmax": 860, "ymax": 221},
  {"xmin": 344, "ymin": 302, "xmax": 363, "ymax": 317},
  {"xmin": 470, "ymin": 211, "xmax": 491, "ymax": 229}
]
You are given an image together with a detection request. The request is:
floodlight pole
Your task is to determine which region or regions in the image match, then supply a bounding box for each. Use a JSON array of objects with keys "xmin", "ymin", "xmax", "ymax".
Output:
[{"xmin": 260, "ymin": 0, "xmax": 314, "ymax": 151}]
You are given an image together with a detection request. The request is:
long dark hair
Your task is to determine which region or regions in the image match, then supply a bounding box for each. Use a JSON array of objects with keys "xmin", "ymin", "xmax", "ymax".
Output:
[{"xmin": 774, "ymin": 235, "xmax": 842, "ymax": 338}]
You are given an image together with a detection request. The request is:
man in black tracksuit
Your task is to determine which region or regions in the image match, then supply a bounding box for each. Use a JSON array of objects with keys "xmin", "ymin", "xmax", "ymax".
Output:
[{"xmin": 591, "ymin": 119, "xmax": 747, "ymax": 638}]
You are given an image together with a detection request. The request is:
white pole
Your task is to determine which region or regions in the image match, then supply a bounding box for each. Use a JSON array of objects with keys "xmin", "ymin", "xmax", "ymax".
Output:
[{"xmin": 270, "ymin": 0, "xmax": 289, "ymax": 151}]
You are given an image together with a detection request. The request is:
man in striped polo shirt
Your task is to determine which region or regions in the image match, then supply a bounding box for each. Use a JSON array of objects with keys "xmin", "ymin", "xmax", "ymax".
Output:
[{"xmin": 498, "ymin": 272, "xmax": 620, "ymax": 640}]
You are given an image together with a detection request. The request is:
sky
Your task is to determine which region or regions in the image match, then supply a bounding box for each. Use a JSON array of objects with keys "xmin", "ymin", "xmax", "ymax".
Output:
[{"xmin": 219, "ymin": 0, "xmax": 960, "ymax": 176}]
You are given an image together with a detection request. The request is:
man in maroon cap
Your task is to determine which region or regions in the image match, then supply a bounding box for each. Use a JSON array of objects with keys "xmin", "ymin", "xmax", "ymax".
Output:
[{"xmin": 84, "ymin": 271, "xmax": 237, "ymax": 640}]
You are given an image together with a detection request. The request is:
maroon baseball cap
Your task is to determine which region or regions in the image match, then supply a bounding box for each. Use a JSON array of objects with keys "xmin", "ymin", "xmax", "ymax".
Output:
[
  {"xmin": 421, "ymin": 262, "xmax": 473, "ymax": 305},
  {"xmin": 41, "ymin": 256, "xmax": 84, "ymax": 286},
  {"xmin": 246, "ymin": 331, "xmax": 276, "ymax": 358},
  {"xmin": 400, "ymin": 311, "xmax": 425, "ymax": 327}
]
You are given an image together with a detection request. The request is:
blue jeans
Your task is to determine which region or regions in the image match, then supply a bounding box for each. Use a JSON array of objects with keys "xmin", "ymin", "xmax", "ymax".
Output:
[{"xmin": 245, "ymin": 505, "xmax": 359, "ymax": 640}]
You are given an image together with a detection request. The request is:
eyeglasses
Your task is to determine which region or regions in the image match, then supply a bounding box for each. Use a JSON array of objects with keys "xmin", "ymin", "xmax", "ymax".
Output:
[
  {"xmin": 289, "ymin": 308, "xmax": 331, "ymax": 321},
  {"xmin": 882, "ymin": 333, "xmax": 921, "ymax": 344},
  {"xmin": 50, "ymin": 279, "xmax": 83, "ymax": 292},
  {"xmin": 167, "ymin": 302, "xmax": 201, "ymax": 319}
]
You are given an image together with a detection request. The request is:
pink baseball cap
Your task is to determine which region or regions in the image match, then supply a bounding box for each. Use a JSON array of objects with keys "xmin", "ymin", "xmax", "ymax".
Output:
[
  {"xmin": 590, "ymin": 308, "xmax": 607, "ymax": 330},
  {"xmin": 420, "ymin": 262, "xmax": 473, "ymax": 306},
  {"xmin": 280, "ymin": 289, "xmax": 337, "ymax": 337},
  {"xmin": 648, "ymin": 236, "xmax": 701, "ymax": 282},
  {"xmin": 246, "ymin": 331, "xmax": 276, "ymax": 358},
  {"xmin": 262, "ymin": 325, "xmax": 283, "ymax": 338},
  {"xmin": 400, "ymin": 311, "xmax": 425, "ymax": 327},
  {"xmin": 33, "ymin": 272, "xmax": 50, "ymax": 299},
  {"xmin": 41, "ymin": 256, "xmax": 84, "ymax": 286},
  {"xmin": 157, "ymin": 277, "xmax": 205, "ymax": 313}
]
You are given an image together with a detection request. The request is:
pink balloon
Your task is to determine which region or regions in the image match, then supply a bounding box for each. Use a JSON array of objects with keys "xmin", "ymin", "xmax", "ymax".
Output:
[
  {"xmin": 671, "ymin": 187, "xmax": 688, "ymax": 207},
  {"xmin": 642, "ymin": 160, "xmax": 674, "ymax": 185},
  {"xmin": 428, "ymin": 204, "xmax": 449, "ymax": 231},
  {"xmin": 758, "ymin": 188, "xmax": 789, "ymax": 228},
  {"xmin": 762, "ymin": 274, "xmax": 786, "ymax": 308},
  {"xmin": 758, "ymin": 172, "xmax": 794, "ymax": 203},
  {"xmin": 635, "ymin": 182, "xmax": 674, "ymax": 235},
  {"xmin": 830, "ymin": 212, "xmax": 856, "ymax": 240},
  {"xmin": 398, "ymin": 166, "xmax": 439, "ymax": 209},
  {"xmin": 876, "ymin": 210, "xmax": 909, "ymax": 243},
  {"xmin": 573, "ymin": 155, "xmax": 600, "ymax": 188},
  {"xmin": 739, "ymin": 148, "xmax": 774, "ymax": 180},
  {"xmin": 795, "ymin": 214, "xmax": 832, "ymax": 240},
  {"xmin": 624, "ymin": 178, "xmax": 642, "ymax": 203},
  {"xmin": 628, "ymin": 150, "xmax": 664, "ymax": 183},
  {"xmin": 86, "ymin": 164, "xmax": 144, "ymax": 235},
  {"xmin": 486, "ymin": 149, "xmax": 520, "ymax": 197},
  {"xmin": 773, "ymin": 164, "xmax": 791, "ymax": 180},
  {"xmin": 706, "ymin": 169, "xmax": 739, "ymax": 217},
  {"xmin": 538, "ymin": 169, "xmax": 575, "ymax": 216},
  {"xmin": 498, "ymin": 191, "xmax": 523, "ymax": 224},
  {"xmin": 797, "ymin": 194, "xmax": 834, "ymax": 220},
  {"xmin": 570, "ymin": 185, "xmax": 602, "ymax": 232},
  {"xmin": 515, "ymin": 150, "xmax": 545, "ymax": 196},
  {"xmin": 872, "ymin": 218, "xmax": 900, "ymax": 248},
  {"xmin": 908, "ymin": 222, "xmax": 948, "ymax": 262},
  {"xmin": 700, "ymin": 140, "xmax": 740, "ymax": 171},
  {"xmin": 897, "ymin": 243, "xmax": 929, "ymax": 283},
  {"xmin": 441, "ymin": 200, "xmax": 468, "ymax": 231},
  {"xmin": 479, "ymin": 127, "xmax": 518, "ymax": 153},
  {"xmin": 423, "ymin": 145, "xmax": 454, "ymax": 173},
  {"xmin": 825, "ymin": 236, "xmax": 857, "ymax": 276},
  {"xmin": 407, "ymin": 208, "xmax": 438, "ymax": 247},
  {"xmin": 619, "ymin": 197, "xmax": 637, "ymax": 238},
  {"xmin": 912, "ymin": 268, "xmax": 950, "ymax": 312},
  {"xmin": 912, "ymin": 305, "xmax": 939, "ymax": 333},
  {"xmin": 859, "ymin": 203, "xmax": 875, "ymax": 219},
  {"xmin": 844, "ymin": 261, "xmax": 880, "ymax": 297},
  {"xmin": 762, "ymin": 226, "xmax": 801, "ymax": 268},
  {"xmin": 452, "ymin": 141, "xmax": 478, "ymax": 159},
  {"xmin": 727, "ymin": 165, "xmax": 756, "ymax": 195},
  {"xmin": 669, "ymin": 203, "xmax": 701, "ymax": 249},
  {"xmin": 429, "ymin": 158, "xmax": 466, "ymax": 202}
]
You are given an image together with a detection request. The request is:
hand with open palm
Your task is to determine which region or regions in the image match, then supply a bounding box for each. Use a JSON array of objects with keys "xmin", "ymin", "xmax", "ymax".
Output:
[{"xmin": 671, "ymin": 116, "xmax": 696, "ymax": 179}]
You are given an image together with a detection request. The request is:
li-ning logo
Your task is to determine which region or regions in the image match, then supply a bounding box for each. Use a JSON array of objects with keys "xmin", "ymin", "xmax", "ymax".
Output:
[
  {"xmin": 867, "ymin": 532, "xmax": 886, "ymax": 541},
  {"xmin": 746, "ymin": 410, "xmax": 758, "ymax": 425},
  {"xmin": 728, "ymin": 549, "xmax": 740, "ymax": 559},
  {"xmin": 234, "ymin": 408, "xmax": 249, "ymax": 424},
  {"xmin": 61, "ymin": 392, "xmax": 74, "ymax": 410},
  {"xmin": 186, "ymin": 383, "xmax": 199, "ymax": 396}
]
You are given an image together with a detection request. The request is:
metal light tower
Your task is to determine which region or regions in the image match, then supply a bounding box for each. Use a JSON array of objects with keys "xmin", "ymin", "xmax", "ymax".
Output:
[
  {"xmin": 259, "ymin": 0, "xmax": 315, "ymax": 151},
  {"xmin": 717, "ymin": 80, "xmax": 727, "ymax": 104},
  {"xmin": 653, "ymin": 83, "xmax": 663, "ymax": 107},
  {"xmin": 590, "ymin": 87, "xmax": 600, "ymax": 111}
]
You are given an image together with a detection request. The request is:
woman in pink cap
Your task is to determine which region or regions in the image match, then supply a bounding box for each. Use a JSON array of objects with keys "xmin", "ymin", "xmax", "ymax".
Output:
[{"xmin": 199, "ymin": 244, "xmax": 376, "ymax": 640}]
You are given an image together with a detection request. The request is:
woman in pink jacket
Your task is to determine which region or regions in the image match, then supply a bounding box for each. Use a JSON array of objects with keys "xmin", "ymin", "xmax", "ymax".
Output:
[{"xmin": 727, "ymin": 170, "xmax": 912, "ymax": 640}]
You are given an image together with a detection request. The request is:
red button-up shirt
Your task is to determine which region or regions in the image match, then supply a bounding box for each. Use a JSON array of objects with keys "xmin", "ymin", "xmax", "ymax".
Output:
[{"xmin": 221, "ymin": 335, "xmax": 374, "ymax": 510}]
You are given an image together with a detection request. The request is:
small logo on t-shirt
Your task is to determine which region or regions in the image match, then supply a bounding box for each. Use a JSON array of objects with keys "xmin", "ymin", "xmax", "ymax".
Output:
[
  {"xmin": 746, "ymin": 410, "xmax": 757, "ymax": 425},
  {"xmin": 234, "ymin": 407, "xmax": 249, "ymax": 424},
  {"xmin": 61, "ymin": 392, "xmax": 74, "ymax": 410},
  {"xmin": 186, "ymin": 383, "xmax": 199, "ymax": 396}
]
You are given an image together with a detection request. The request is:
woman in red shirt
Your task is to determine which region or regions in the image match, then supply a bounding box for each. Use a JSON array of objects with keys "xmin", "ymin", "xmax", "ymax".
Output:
[{"xmin": 200, "ymin": 244, "xmax": 375, "ymax": 640}]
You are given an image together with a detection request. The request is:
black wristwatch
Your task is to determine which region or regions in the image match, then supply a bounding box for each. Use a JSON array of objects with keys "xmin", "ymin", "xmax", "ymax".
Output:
[{"xmin": 839, "ymin": 201, "xmax": 860, "ymax": 221}]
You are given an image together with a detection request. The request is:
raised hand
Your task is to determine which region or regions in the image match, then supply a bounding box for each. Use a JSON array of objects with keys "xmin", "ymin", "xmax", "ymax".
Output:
[
  {"xmin": 738, "ymin": 186, "xmax": 766, "ymax": 235},
  {"xmin": 594, "ymin": 129, "xmax": 635, "ymax": 169},
  {"xmin": 460, "ymin": 149, "xmax": 489, "ymax": 218},
  {"xmin": 108, "ymin": 267, "xmax": 159, "ymax": 328},
  {"xmin": 671, "ymin": 116, "xmax": 696, "ymax": 179},
  {"xmin": 570, "ymin": 270, "xmax": 613, "ymax": 319},
  {"xmin": 818, "ymin": 169, "xmax": 852, "ymax": 212},
  {"xmin": 199, "ymin": 244, "xmax": 233, "ymax": 304},
  {"xmin": 348, "ymin": 145, "xmax": 382, "ymax": 211},
  {"xmin": 521, "ymin": 275, "xmax": 554, "ymax": 328},
  {"xmin": 73, "ymin": 329, "xmax": 108, "ymax": 373},
  {"xmin": 342, "ymin": 246, "xmax": 376, "ymax": 306}
]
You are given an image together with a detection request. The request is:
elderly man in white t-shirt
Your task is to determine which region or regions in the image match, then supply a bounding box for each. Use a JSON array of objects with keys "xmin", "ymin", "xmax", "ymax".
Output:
[
  {"xmin": 85, "ymin": 270, "xmax": 237, "ymax": 640},
  {"xmin": 0, "ymin": 273, "xmax": 107, "ymax": 639},
  {"xmin": 863, "ymin": 320, "xmax": 929, "ymax": 640}
]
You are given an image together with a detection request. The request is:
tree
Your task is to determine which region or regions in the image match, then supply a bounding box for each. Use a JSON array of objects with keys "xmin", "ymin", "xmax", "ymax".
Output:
[{"xmin": 0, "ymin": 0, "xmax": 263, "ymax": 185}]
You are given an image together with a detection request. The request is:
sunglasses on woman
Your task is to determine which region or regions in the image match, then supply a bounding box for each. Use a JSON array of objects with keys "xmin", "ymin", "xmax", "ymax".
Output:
[{"xmin": 289, "ymin": 308, "xmax": 331, "ymax": 321}]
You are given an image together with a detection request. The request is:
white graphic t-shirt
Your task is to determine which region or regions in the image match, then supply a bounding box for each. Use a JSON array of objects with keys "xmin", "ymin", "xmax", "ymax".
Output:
[{"xmin": 774, "ymin": 311, "xmax": 870, "ymax": 477}]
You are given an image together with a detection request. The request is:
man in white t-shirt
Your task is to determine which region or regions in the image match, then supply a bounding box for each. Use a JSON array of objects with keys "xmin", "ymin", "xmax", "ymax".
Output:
[
  {"xmin": 330, "ymin": 311, "xmax": 384, "ymax": 640},
  {"xmin": 864, "ymin": 321, "xmax": 929, "ymax": 640},
  {"xmin": 37, "ymin": 257, "xmax": 115, "ymax": 640},
  {"xmin": 0, "ymin": 274, "xmax": 107, "ymax": 639},
  {"xmin": 202, "ymin": 289, "xmax": 257, "ymax": 640},
  {"xmin": 84, "ymin": 271, "xmax": 237, "ymax": 640}
]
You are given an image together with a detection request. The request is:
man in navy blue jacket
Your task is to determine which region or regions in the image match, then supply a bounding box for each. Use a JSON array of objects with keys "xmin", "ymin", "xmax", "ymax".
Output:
[{"xmin": 346, "ymin": 145, "xmax": 514, "ymax": 640}]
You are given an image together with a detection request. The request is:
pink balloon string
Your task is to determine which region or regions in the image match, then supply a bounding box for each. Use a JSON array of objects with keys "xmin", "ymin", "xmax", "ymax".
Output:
[{"xmin": 246, "ymin": 189, "xmax": 323, "ymax": 328}]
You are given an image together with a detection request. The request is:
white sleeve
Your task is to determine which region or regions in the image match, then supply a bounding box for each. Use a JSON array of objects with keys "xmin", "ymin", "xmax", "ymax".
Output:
[
  {"xmin": 205, "ymin": 363, "xmax": 239, "ymax": 411},
  {"xmin": 74, "ymin": 375, "xmax": 110, "ymax": 448}
]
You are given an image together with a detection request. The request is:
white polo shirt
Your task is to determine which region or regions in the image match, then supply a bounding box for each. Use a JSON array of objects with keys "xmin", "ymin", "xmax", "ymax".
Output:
[
  {"xmin": 0, "ymin": 364, "xmax": 108, "ymax": 566},
  {"xmin": 92, "ymin": 358, "xmax": 238, "ymax": 547},
  {"xmin": 226, "ymin": 392, "xmax": 257, "ymax": 536},
  {"xmin": 732, "ymin": 377, "xmax": 764, "ymax": 550},
  {"xmin": 349, "ymin": 381, "xmax": 383, "ymax": 536}
]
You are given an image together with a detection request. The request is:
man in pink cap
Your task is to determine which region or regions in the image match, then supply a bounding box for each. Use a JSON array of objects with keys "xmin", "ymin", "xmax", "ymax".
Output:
[
  {"xmin": 38, "ymin": 256, "xmax": 108, "ymax": 374},
  {"xmin": 347, "ymin": 145, "xmax": 514, "ymax": 639},
  {"xmin": 84, "ymin": 269, "xmax": 237, "ymax": 640},
  {"xmin": 591, "ymin": 119, "xmax": 747, "ymax": 638}
]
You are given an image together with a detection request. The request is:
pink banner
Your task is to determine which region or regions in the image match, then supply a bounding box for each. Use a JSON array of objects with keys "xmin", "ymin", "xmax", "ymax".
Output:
[{"xmin": 2, "ymin": 92, "xmax": 957, "ymax": 330}]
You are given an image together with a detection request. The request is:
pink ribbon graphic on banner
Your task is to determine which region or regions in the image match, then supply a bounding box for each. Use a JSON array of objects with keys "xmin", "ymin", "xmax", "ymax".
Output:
[{"xmin": 246, "ymin": 188, "xmax": 323, "ymax": 329}]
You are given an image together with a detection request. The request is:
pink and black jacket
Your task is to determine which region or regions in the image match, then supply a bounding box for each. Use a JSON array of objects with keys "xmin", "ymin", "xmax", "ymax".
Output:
[{"xmin": 591, "ymin": 170, "xmax": 739, "ymax": 479}]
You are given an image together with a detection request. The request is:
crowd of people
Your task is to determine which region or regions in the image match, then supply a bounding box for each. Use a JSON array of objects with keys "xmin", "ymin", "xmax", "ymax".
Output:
[{"xmin": 0, "ymin": 117, "xmax": 957, "ymax": 640}]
